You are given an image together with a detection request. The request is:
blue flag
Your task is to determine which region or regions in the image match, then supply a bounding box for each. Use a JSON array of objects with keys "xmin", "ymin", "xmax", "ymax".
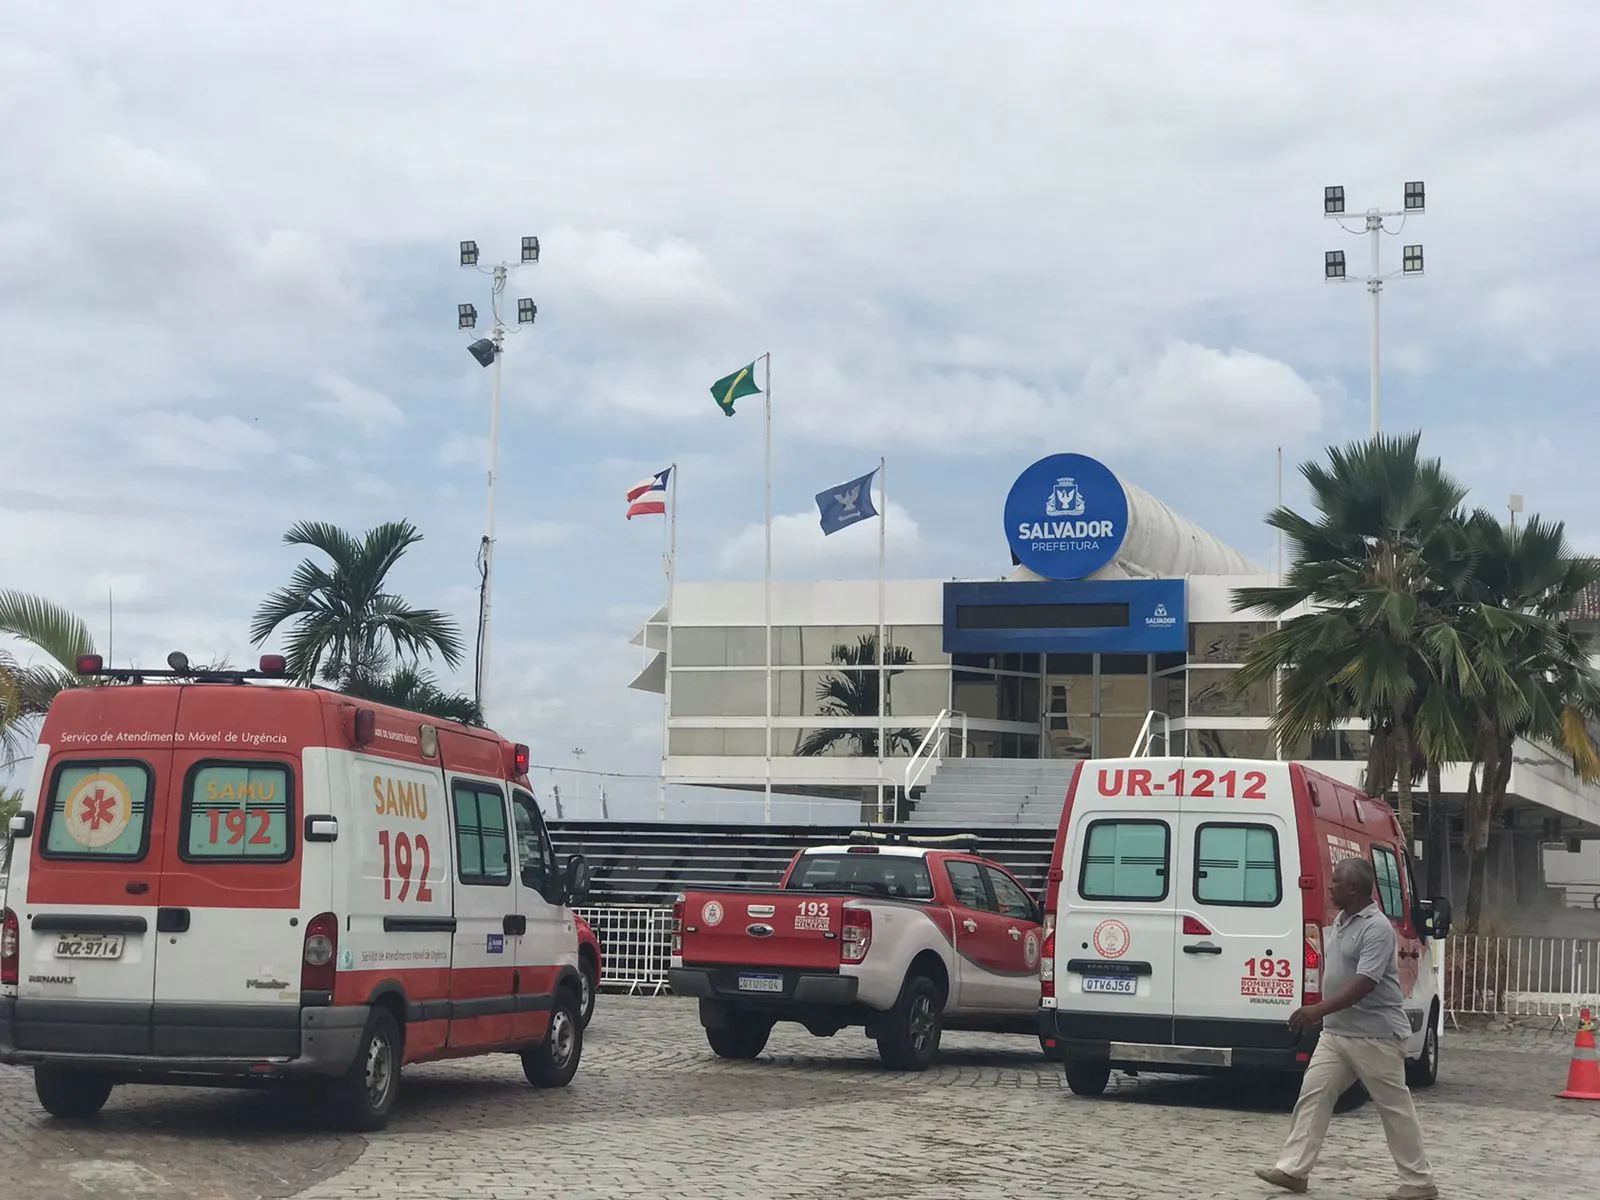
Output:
[{"xmin": 815, "ymin": 468, "xmax": 880, "ymax": 535}]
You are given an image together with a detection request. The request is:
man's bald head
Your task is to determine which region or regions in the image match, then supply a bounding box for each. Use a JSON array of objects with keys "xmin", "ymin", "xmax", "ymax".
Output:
[{"xmin": 1330, "ymin": 855, "xmax": 1377, "ymax": 912}]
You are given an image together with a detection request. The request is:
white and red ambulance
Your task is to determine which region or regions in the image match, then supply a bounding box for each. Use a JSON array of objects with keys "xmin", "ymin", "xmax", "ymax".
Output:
[
  {"xmin": 0, "ymin": 654, "xmax": 592, "ymax": 1130},
  {"xmin": 1038, "ymin": 756, "xmax": 1452, "ymax": 1097}
]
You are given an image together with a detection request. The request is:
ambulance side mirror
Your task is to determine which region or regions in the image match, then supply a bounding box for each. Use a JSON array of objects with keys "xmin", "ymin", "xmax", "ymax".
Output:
[
  {"xmin": 8, "ymin": 812, "xmax": 32, "ymax": 839},
  {"xmin": 562, "ymin": 855, "xmax": 592, "ymax": 904},
  {"xmin": 1420, "ymin": 896, "xmax": 1452, "ymax": 941}
]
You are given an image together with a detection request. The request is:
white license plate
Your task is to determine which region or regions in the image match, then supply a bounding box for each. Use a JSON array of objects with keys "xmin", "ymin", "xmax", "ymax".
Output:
[
  {"xmin": 737, "ymin": 974, "xmax": 783, "ymax": 993},
  {"xmin": 1082, "ymin": 975, "xmax": 1136, "ymax": 995},
  {"xmin": 54, "ymin": 933, "xmax": 125, "ymax": 960}
]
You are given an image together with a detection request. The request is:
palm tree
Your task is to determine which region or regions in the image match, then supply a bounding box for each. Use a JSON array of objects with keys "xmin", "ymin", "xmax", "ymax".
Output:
[
  {"xmin": 0, "ymin": 590, "xmax": 98, "ymax": 768},
  {"xmin": 346, "ymin": 665, "xmax": 484, "ymax": 727},
  {"xmin": 1449, "ymin": 510, "xmax": 1600, "ymax": 932},
  {"xmin": 1231, "ymin": 434, "xmax": 1472, "ymax": 843},
  {"xmin": 794, "ymin": 634, "xmax": 923, "ymax": 758},
  {"xmin": 251, "ymin": 520, "xmax": 465, "ymax": 689}
]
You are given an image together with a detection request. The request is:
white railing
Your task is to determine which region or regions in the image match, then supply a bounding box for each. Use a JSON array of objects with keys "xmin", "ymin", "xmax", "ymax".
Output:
[
  {"xmin": 904, "ymin": 708, "xmax": 969, "ymax": 797},
  {"xmin": 576, "ymin": 904, "xmax": 671, "ymax": 995},
  {"xmin": 1130, "ymin": 710, "xmax": 1173, "ymax": 757},
  {"xmin": 1444, "ymin": 934, "xmax": 1600, "ymax": 1023}
]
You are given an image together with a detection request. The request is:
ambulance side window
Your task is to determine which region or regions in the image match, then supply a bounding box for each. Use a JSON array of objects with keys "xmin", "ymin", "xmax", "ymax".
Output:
[
  {"xmin": 510, "ymin": 790, "xmax": 561, "ymax": 905},
  {"xmin": 39, "ymin": 760, "xmax": 153, "ymax": 862},
  {"xmin": 1371, "ymin": 845, "xmax": 1405, "ymax": 920},
  {"xmin": 451, "ymin": 782, "xmax": 512, "ymax": 886}
]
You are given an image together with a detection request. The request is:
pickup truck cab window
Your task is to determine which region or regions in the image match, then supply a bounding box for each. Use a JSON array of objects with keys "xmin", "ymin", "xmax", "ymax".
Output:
[{"xmin": 787, "ymin": 852, "xmax": 933, "ymax": 900}]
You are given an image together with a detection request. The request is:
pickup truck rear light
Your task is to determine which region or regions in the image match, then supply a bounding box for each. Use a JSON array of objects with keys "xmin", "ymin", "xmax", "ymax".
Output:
[
  {"xmin": 1, "ymin": 909, "xmax": 17, "ymax": 986},
  {"xmin": 841, "ymin": 908, "xmax": 872, "ymax": 962},
  {"xmin": 301, "ymin": 912, "xmax": 338, "ymax": 993},
  {"xmin": 670, "ymin": 895, "xmax": 685, "ymax": 955},
  {"xmin": 1302, "ymin": 921, "xmax": 1322, "ymax": 1006},
  {"xmin": 1039, "ymin": 929, "xmax": 1055, "ymax": 999}
]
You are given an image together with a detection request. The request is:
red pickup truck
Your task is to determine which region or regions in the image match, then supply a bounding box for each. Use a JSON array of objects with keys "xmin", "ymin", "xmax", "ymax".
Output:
[{"xmin": 667, "ymin": 832, "xmax": 1045, "ymax": 1071}]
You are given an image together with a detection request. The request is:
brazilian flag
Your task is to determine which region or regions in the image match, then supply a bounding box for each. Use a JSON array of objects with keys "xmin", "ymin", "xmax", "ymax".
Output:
[{"xmin": 710, "ymin": 362, "xmax": 761, "ymax": 417}]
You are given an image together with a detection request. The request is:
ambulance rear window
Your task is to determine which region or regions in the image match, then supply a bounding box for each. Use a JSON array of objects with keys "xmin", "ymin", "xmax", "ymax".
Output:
[
  {"xmin": 181, "ymin": 762, "xmax": 294, "ymax": 862},
  {"xmin": 1194, "ymin": 823, "xmax": 1281, "ymax": 906},
  {"xmin": 40, "ymin": 761, "xmax": 153, "ymax": 861},
  {"xmin": 1079, "ymin": 819, "xmax": 1170, "ymax": 901}
]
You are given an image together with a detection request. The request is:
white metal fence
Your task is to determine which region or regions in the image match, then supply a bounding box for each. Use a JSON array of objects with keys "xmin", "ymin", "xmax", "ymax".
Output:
[
  {"xmin": 577, "ymin": 904, "xmax": 672, "ymax": 995},
  {"xmin": 1445, "ymin": 934, "xmax": 1600, "ymax": 1022}
]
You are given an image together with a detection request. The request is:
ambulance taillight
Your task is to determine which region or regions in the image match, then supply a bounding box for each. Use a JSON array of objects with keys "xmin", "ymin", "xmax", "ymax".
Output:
[
  {"xmin": 0, "ymin": 909, "xmax": 17, "ymax": 987},
  {"xmin": 302, "ymin": 912, "xmax": 339, "ymax": 993},
  {"xmin": 1039, "ymin": 930, "xmax": 1055, "ymax": 999},
  {"xmin": 1302, "ymin": 922, "xmax": 1323, "ymax": 1006}
]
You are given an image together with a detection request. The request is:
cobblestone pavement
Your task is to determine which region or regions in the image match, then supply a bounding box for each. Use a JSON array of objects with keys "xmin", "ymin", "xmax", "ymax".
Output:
[{"xmin": 1, "ymin": 997, "xmax": 1595, "ymax": 1199}]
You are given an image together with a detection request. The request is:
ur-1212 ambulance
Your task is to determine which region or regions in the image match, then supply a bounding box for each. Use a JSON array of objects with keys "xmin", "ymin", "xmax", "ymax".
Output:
[{"xmin": 0, "ymin": 653, "xmax": 593, "ymax": 1131}]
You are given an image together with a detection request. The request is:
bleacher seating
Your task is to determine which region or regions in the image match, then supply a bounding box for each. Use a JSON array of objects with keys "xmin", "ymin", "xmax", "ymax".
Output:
[{"xmin": 908, "ymin": 758, "xmax": 1083, "ymax": 826}]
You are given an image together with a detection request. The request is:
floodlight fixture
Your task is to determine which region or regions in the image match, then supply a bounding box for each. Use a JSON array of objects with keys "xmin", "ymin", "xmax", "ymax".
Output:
[
  {"xmin": 1324, "ymin": 185, "xmax": 1345, "ymax": 215},
  {"xmin": 521, "ymin": 236, "xmax": 541, "ymax": 264},
  {"xmin": 1402, "ymin": 244, "xmax": 1424, "ymax": 274},
  {"xmin": 517, "ymin": 297, "xmax": 537, "ymax": 325},
  {"xmin": 458, "ymin": 303, "xmax": 478, "ymax": 330},
  {"xmin": 467, "ymin": 337, "xmax": 498, "ymax": 368},
  {"xmin": 1324, "ymin": 250, "xmax": 1346, "ymax": 280},
  {"xmin": 1404, "ymin": 181, "xmax": 1425, "ymax": 212},
  {"xmin": 460, "ymin": 240, "xmax": 479, "ymax": 267}
]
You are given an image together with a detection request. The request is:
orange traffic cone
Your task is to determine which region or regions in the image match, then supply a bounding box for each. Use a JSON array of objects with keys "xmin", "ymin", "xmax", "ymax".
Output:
[{"xmin": 1557, "ymin": 1008, "xmax": 1600, "ymax": 1101}]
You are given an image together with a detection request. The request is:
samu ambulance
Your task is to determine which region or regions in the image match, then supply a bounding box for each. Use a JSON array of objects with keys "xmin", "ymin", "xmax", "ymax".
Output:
[
  {"xmin": 1038, "ymin": 756, "xmax": 1452, "ymax": 1097},
  {"xmin": 0, "ymin": 653, "xmax": 592, "ymax": 1131}
]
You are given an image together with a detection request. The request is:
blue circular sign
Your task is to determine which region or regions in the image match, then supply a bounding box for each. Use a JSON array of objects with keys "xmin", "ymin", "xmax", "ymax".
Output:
[{"xmin": 1004, "ymin": 453, "xmax": 1129, "ymax": 580}]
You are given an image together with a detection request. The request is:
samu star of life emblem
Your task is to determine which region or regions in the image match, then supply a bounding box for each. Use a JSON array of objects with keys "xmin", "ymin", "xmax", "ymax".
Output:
[
  {"xmin": 1045, "ymin": 476, "xmax": 1085, "ymax": 518},
  {"xmin": 62, "ymin": 772, "xmax": 134, "ymax": 849}
]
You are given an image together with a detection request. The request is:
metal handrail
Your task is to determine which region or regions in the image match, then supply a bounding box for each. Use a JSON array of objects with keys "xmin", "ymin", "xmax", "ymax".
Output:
[
  {"xmin": 1130, "ymin": 710, "xmax": 1172, "ymax": 757},
  {"xmin": 904, "ymin": 708, "xmax": 969, "ymax": 798}
]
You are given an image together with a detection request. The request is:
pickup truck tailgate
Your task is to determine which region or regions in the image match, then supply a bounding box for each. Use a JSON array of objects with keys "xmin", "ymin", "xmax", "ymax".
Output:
[{"xmin": 680, "ymin": 891, "xmax": 842, "ymax": 972}]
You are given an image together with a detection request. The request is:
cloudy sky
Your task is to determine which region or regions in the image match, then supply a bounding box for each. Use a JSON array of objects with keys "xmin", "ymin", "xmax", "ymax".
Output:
[{"xmin": 3, "ymin": 2, "xmax": 1598, "ymax": 815}]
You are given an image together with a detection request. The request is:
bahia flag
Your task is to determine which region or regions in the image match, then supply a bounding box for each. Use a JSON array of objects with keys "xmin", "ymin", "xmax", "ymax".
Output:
[
  {"xmin": 625, "ymin": 467, "xmax": 672, "ymax": 519},
  {"xmin": 709, "ymin": 362, "xmax": 761, "ymax": 417},
  {"xmin": 815, "ymin": 468, "xmax": 879, "ymax": 535}
]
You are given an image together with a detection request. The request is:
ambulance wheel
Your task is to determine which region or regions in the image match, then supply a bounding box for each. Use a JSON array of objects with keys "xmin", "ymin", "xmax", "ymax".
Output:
[
  {"xmin": 1406, "ymin": 1015, "xmax": 1439, "ymax": 1088},
  {"xmin": 523, "ymin": 987, "xmax": 584, "ymax": 1088},
  {"xmin": 1062, "ymin": 1058, "xmax": 1111, "ymax": 1097},
  {"xmin": 705, "ymin": 1011, "xmax": 773, "ymax": 1060},
  {"xmin": 876, "ymin": 973, "xmax": 942, "ymax": 1071},
  {"xmin": 324, "ymin": 1008, "xmax": 402, "ymax": 1132},
  {"xmin": 578, "ymin": 955, "xmax": 598, "ymax": 1029},
  {"xmin": 34, "ymin": 1067, "xmax": 113, "ymax": 1119}
]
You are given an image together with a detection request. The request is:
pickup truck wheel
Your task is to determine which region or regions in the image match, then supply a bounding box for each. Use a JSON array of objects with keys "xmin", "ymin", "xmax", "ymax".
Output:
[
  {"xmin": 705, "ymin": 1013, "xmax": 773, "ymax": 1060},
  {"xmin": 1063, "ymin": 1058, "xmax": 1111, "ymax": 1097},
  {"xmin": 34, "ymin": 1067, "xmax": 114, "ymax": 1119},
  {"xmin": 876, "ymin": 974, "xmax": 942, "ymax": 1071},
  {"xmin": 578, "ymin": 956, "xmax": 598, "ymax": 1029}
]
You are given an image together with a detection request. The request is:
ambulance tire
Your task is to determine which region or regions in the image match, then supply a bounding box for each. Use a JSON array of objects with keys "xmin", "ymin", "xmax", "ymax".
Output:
[
  {"xmin": 523, "ymin": 987, "xmax": 584, "ymax": 1088},
  {"xmin": 323, "ymin": 1007, "xmax": 402, "ymax": 1132},
  {"xmin": 1062, "ymin": 1058, "xmax": 1111, "ymax": 1097},
  {"xmin": 579, "ymin": 956, "xmax": 599, "ymax": 1029},
  {"xmin": 704, "ymin": 1011, "xmax": 774, "ymax": 1060},
  {"xmin": 876, "ymin": 973, "xmax": 943, "ymax": 1071},
  {"xmin": 1405, "ymin": 1014, "xmax": 1440, "ymax": 1088},
  {"xmin": 34, "ymin": 1067, "xmax": 114, "ymax": 1119}
]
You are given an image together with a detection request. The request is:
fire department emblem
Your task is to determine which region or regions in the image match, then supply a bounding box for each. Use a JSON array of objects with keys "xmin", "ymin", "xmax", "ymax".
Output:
[
  {"xmin": 1092, "ymin": 919, "xmax": 1131, "ymax": 959},
  {"xmin": 1024, "ymin": 930, "xmax": 1041, "ymax": 969},
  {"xmin": 701, "ymin": 901, "xmax": 724, "ymax": 927}
]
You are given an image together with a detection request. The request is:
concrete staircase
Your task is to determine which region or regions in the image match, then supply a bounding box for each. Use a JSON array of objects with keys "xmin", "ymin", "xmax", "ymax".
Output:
[{"xmin": 909, "ymin": 758, "xmax": 1084, "ymax": 828}]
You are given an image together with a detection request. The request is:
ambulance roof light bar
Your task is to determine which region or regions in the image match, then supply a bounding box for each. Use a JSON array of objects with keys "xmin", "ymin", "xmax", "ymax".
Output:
[{"xmin": 73, "ymin": 653, "xmax": 290, "ymax": 684}]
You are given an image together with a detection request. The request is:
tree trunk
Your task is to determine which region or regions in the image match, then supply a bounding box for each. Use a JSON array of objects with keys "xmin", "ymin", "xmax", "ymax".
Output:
[
  {"xmin": 1424, "ymin": 760, "xmax": 1446, "ymax": 897},
  {"xmin": 1463, "ymin": 733, "xmax": 1498, "ymax": 935},
  {"xmin": 1391, "ymin": 718, "xmax": 1415, "ymax": 845}
]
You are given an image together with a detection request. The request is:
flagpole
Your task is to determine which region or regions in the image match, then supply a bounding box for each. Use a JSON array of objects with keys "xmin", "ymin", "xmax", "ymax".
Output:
[
  {"xmin": 876, "ymin": 455, "xmax": 887, "ymax": 824},
  {"xmin": 660, "ymin": 461, "xmax": 677, "ymax": 822},
  {"xmin": 762, "ymin": 351, "xmax": 773, "ymax": 824}
]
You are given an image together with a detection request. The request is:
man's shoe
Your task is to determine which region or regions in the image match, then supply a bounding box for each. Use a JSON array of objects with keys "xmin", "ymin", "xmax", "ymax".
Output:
[
  {"xmin": 1386, "ymin": 1186, "xmax": 1439, "ymax": 1200},
  {"xmin": 1253, "ymin": 1167, "xmax": 1309, "ymax": 1194}
]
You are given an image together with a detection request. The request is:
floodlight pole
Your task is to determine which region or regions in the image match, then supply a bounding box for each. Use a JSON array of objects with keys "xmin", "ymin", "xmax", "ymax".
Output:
[
  {"xmin": 1325, "ymin": 185, "xmax": 1424, "ymax": 438},
  {"xmin": 481, "ymin": 264, "xmax": 507, "ymax": 723}
]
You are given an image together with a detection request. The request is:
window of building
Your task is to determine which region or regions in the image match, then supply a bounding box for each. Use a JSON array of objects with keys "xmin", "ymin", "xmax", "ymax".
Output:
[
  {"xmin": 1371, "ymin": 845, "xmax": 1405, "ymax": 919},
  {"xmin": 672, "ymin": 626, "xmax": 765, "ymax": 668},
  {"xmin": 1187, "ymin": 668, "xmax": 1273, "ymax": 718},
  {"xmin": 882, "ymin": 668, "xmax": 949, "ymax": 717},
  {"xmin": 1194, "ymin": 823, "xmax": 1281, "ymax": 906},
  {"xmin": 40, "ymin": 761, "xmax": 153, "ymax": 861},
  {"xmin": 888, "ymin": 626, "xmax": 950, "ymax": 665},
  {"xmin": 181, "ymin": 762, "xmax": 293, "ymax": 861},
  {"xmin": 452, "ymin": 782, "xmax": 511, "ymax": 885},
  {"xmin": 1188, "ymin": 622, "xmax": 1275, "ymax": 664},
  {"xmin": 668, "ymin": 728, "xmax": 767, "ymax": 756},
  {"xmin": 774, "ymin": 626, "xmax": 884, "ymax": 667},
  {"xmin": 670, "ymin": 670, "xmax": 767, "ymax": 717},
  {"xmin": 1185, "ymin": 728, "xmax": 1275, "ymax": 759},
  {"xmin": 1079, "ymin": 820, "xmax": 1170, "ymax": 901}
]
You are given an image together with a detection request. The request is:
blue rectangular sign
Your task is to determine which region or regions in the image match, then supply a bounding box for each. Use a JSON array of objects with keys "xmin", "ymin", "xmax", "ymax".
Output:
[{"xmin": 942, "ymin": 578, "xmax": 1186, "ymax": 655}]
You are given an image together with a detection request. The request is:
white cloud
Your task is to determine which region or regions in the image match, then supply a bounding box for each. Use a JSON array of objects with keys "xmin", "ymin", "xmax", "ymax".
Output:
[
  {"xmin": 718, "ymin": 500, "xmax": 921, "ymax": 577},
  {"xmin": 124, "ymin": 413, "xmax": 277, "ymax": 470},
  {"xmin": 309, "ymin": 374, "xmax": 406, "ymax": 433},
  {"xmin": 437, "ymin": 433, "xmax": 487, "ymax": 470}
]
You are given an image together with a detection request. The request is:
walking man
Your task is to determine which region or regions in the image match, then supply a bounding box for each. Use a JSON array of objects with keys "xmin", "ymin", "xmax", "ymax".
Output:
[{"xmin": 1255, "ymin": 856, "xmax": 1437, "ymax": 1199}]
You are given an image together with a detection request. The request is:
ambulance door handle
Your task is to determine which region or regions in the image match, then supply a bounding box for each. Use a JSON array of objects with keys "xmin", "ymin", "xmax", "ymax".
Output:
[
  {"xmin": 125, "ymin": 881, "xmax": 149, "ymax": 895},
  {"xmin": 1182, "ymin": 942, "xmax": 1222, "ymax": 955},
  {"xmin": 503, "ymin": 914, "xmax": 526, "ymax": 936},
  {"xmin": 156, "ymin": 907, "xmax": 191, "ymax": 934}
]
